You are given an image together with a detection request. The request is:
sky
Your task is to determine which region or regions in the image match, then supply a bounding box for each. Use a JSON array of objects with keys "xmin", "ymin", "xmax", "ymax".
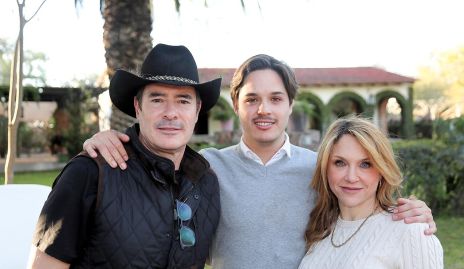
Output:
[{"xmin": 1, "ymin": 0, "xmax": 464, "ymax": 86}]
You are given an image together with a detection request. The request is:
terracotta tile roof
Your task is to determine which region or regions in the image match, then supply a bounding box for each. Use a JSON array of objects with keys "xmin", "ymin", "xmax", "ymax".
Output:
[
  {"xmin": 199, "ymin": 67, "xmax": 415, "ymax": 87},
  {"xmin": 199, "ymin": 68, "xmax": 236, "ymax": 87}
]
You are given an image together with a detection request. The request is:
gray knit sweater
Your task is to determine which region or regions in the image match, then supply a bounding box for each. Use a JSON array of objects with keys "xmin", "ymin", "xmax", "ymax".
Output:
[{"xmin": 201, "ymin": 144, "xmax": 317, "ymax": 269}]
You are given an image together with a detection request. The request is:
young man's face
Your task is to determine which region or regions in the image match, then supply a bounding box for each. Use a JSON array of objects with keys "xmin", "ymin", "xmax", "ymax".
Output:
[
  {"xmin": 234, "ymin": 69, "xmax": 293, "ymax": 151},
  {"xmin": 134, "ymin": 83, "xmax": 200, "ymax": 156}
]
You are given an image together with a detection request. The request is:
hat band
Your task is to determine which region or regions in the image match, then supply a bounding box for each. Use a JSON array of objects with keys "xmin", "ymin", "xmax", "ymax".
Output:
[{"xmin": 142, "ymin": 74, "xmax": 198, "ymax": 85}]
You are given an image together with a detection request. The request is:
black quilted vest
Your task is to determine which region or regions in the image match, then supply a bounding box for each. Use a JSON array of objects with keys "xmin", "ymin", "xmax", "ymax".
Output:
[{"xmin": 73, "ymin": 125, "xmax": 220, "ymax": 268}]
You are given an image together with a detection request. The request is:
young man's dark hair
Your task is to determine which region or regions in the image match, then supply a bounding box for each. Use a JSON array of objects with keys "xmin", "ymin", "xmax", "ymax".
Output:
[{"xmin": 230, "ymin": 54, "xmax": 299, "ymax": 107}]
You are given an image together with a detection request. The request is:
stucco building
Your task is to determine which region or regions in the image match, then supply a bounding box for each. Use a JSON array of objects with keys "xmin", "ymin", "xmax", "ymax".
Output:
[{"xmin": 199, "ymin": 66, "xmax": 415, "ymax": 140}]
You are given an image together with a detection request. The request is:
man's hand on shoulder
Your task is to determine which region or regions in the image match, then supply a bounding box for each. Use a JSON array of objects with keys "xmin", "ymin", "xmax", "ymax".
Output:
[
  {"xmin": 393, "ymin": 196, "xmax": 436, "ymax": 235},
  {"xmin": 83, "ymin": 130, "xmax": 130, "ymax": 170}
]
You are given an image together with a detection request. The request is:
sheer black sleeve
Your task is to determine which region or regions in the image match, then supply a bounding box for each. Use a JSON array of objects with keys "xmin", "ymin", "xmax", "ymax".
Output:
[{"xmin": 32, "ymin": 156, "xmax": 99, "ymax": 263}]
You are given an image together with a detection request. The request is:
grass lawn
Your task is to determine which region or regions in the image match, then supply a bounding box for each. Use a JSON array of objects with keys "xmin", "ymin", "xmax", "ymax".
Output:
[
  {"xmin": 0, "ymin": 170, "xmax": 59, "ymax": 186},
  {"xmin": 436, "ymin": 216, "xmax": 464, "ymax": 269},
  {"xmin": 2, "ymin": 170, "xmax": 463, "ymax": 268}
]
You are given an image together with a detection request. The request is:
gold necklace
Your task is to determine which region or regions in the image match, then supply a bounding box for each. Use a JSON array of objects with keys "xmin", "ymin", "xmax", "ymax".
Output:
[{"xmin": 330, "ymin": 210, "xmax": 375, "ymax": 248}]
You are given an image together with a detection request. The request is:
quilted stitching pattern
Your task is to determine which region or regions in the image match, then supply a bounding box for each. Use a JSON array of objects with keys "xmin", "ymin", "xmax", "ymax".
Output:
[{"xmin": 73, "ymin": 156, "xmax": 220, "ymax": 268}]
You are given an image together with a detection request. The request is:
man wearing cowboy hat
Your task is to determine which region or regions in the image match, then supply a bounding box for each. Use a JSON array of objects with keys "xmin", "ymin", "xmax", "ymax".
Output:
[{"xmin": 28, "ymin": 44, "xmax": 222, "ymax": 269}]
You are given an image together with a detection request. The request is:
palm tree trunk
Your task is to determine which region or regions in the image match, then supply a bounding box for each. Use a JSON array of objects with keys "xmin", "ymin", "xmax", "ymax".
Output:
[{"xmin": 102, "ymin": 0, "xmax": 153, "ymax": 131}]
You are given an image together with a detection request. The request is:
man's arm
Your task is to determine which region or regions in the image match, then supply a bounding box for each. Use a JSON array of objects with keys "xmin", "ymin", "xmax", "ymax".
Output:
[
  {"xmin": 30, "ymin": 157, "xmax": 99, "ymax": 266},
  {"xmin": 83, "ymin": 130, "xmax": 130, "ymax": 169},
  {"xmin": 393, "ymin": 197, "xmax": 436, "ymax": 235},
  {"xmin": 27, "ymin": 248, "xmax": 70, "ymax": 269},
  {"xmin": 82, "ymin": 129, "xmax": 438, "ymax": 235}
]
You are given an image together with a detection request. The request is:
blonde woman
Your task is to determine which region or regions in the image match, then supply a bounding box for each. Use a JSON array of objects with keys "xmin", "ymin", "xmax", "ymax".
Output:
[{"xmin": 299, "ymin": 117, "xmax": 443, "ymax": 269}]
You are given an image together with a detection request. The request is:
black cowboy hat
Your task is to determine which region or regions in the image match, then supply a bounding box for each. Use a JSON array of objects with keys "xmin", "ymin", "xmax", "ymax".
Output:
[{"xmin": 109, "ymin": 43, "xmax": 222, "ymax": 117}]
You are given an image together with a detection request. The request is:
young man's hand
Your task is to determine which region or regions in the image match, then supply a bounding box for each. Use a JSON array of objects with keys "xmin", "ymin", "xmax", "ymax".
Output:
[
  {"xmin": 83, "ymin": 130, "xmax": 130, "ymax": 170},
  {"xmin": 393, "ymin": 196, "xmax": 436, "ymax": 235}
]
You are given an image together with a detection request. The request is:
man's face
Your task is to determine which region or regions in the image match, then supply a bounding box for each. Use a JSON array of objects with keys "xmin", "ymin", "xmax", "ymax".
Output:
[
  {"xmin": 134, "ymin": 83, "xmax": 200, "ymax": 156},
  {"xmin": 234, "ymin": 69, "xmax": 293, "ymax": 151}
]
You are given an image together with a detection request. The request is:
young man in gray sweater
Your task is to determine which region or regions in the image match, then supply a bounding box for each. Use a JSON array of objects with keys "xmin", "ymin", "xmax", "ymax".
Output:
[{"xmin": 83, "ymin": 54, "xmax": 436, "ymax": 269}]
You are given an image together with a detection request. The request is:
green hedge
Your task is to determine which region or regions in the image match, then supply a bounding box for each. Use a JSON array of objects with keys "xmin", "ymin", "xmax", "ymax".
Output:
[{"xmin": 393, "ymin": 131, "xmax": 464, "ymax": 216}]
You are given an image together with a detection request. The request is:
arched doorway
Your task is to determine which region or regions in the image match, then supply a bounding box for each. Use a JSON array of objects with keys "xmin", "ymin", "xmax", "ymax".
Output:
[
  {"xmin": 327, "ymin": 91, "xmax": 369, "ymax": 121},
  {"xmin": 376, "ymin": 90, "xmax": 412, "ymax": 138},
  {"xmin": 294, "ymin": 92, "xmax": 327, "ymax": 133}
]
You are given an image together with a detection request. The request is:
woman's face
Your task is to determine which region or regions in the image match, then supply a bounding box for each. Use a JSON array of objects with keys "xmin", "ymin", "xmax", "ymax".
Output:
[{"xmin": 327, "ymin": 134, "xmax": 381, "ymax": 217}]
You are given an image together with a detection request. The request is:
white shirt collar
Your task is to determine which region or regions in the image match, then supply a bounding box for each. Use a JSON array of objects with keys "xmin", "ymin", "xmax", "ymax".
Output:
[{"xmin": 238, "ymin": 133, "xmax": 292, "ymax": 166}]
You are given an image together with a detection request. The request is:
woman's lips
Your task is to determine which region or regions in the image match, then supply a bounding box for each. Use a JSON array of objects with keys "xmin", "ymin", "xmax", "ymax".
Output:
[{"xmin": 341, "ymin": 186, "xmax": 363, "ymax": 193}]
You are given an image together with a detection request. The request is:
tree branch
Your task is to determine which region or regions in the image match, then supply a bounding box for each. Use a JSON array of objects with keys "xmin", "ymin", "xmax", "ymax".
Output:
[{"xmin": 25, "ymin": 0, "xmax": 48, "ymax": 23}]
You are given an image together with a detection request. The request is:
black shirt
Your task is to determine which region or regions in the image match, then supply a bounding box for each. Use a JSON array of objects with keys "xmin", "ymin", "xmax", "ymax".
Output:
[
  {"xmin": 33, "ymin": 158, "xmax": 187, "ymax": 264},
  {"xmin": 33, "ymin": 157, "xmax": 98, "ymax": 263}
]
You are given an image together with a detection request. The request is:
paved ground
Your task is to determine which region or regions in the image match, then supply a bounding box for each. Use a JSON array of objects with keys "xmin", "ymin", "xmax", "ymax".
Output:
[{"xmin": 0, "ymin": 153, "xmax": 65, "ymax": 172}]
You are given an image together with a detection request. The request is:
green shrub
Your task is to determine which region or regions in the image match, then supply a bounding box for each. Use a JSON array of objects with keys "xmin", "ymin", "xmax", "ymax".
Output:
[
  {"xmin": 393, "ymin": 138, "xmax": 464, "ymax": 215},
  {"xmin": 189, "ymin": 142, "xmax": 231, "ymax": 152},
  {"xmin": 210, "ymin": 96, "xmax": 235, "ymax": 122},
  {"xmin": 435, "ymin": 116, "xmax": 464, "ymax": 144},
  {"xmin": 0, "ymin": 115, "xmax": 7, "ymax": 158},
  {"xmin": 414, "ymin": 119, "xmax": 433, "ymax": 138},
  {"xmin": 18, "ymin": 122, "xmax": 34, "ymax": 154},
  {"xmin": 60, "ymin": 89, "xmax": 99, "ymax": 159}
]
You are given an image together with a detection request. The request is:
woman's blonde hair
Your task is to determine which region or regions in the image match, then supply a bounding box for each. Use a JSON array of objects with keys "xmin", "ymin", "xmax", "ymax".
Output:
[{"xmin": 304, "ymin": 116, "xmax": 403, "ymax": 251}]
